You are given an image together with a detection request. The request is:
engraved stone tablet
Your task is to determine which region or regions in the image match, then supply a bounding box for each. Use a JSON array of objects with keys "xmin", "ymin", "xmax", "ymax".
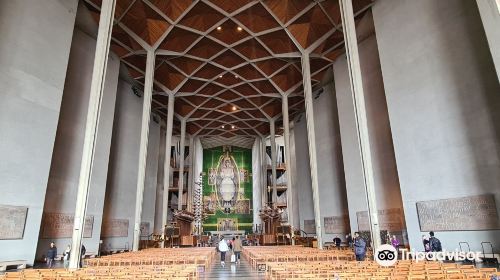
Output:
[
  {"xmin": 41, "ymin": 213, "xmax": 93, "ymax": 238},
  {"xmin": 324, "ymin": 216, "xmax": 350, "ymax": 234},
  {"xmin": 416, "ymin": 194, "xmax": 500, "ymax": 231},
  {"xmin": 0, "ymin": 205, "xmax": 28, "ymax": 240},
  {"xmin": 357, "ymin": 208, "xmax": 404, "ymax": 231},
  {"xmin": 102, "ymin": 219, "xmax": 129, "ymax": 237},
  {"xmin": 304, "ymin": 219, "xmax": 316, "ymax": 234}
]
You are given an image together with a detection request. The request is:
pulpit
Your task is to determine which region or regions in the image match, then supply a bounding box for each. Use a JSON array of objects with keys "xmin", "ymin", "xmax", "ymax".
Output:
[
  {"xmin": 259, "ymin": 206, "xmax": 282, "ymax": 245},
  {"xmin": 172, "ymin": 210, "xmax": 195, "ymax": 247}
]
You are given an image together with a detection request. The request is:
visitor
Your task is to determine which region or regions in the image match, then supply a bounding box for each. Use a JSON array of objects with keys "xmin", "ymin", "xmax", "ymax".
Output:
[
  {"xmin": 218, "ymin": 238, "xmax": 229, "ymax": 267},
  {"xmin": 346, "ymin": 233, "xmax": 353, "ymax": 248},
  {"xmin": 46, "ymin": 242, "xmax": 57, "ymax": 268},
  {"xmin": 333, "ymin": 236, "xmax": 342, "ymax": 248},
  {"xmin": 429, "ymin": 231, "xmax": 442, "ymax": 252},
  {"xmin": 353, "ymin": 232, "xmax": 366, "ymax": 261},
  {"xmin": 391, "ymin": 235, "xmax": 400, "ymax": 251},
  {"xmin": 233, "ymin": 236, "xmax": 243, "ymax": 264},
  {"xmin": 229, "ymin": 237, "xmax": 234, "ymax": 250},
  {"xmin": 80, "ymin": 244, "xmax": 86, "ymax": 268},
  {"xmin": 63, "ymin": 245, "xmax": 71, "ymax": 269},
  {"xmin": 422, "ymin": 235, "xmax": 431, "ymax": 252}
]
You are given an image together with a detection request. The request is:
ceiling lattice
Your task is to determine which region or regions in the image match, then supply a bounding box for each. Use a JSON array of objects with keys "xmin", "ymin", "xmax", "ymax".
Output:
[{"xmin": 85, "ymin": 0, "xmax": 372, "ymax": 143}]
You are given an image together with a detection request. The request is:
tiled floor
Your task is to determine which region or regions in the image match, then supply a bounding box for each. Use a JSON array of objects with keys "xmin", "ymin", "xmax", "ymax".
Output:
[{"xmin": 202, "ymin": 254, "xmax": 265, "ymax": 280}]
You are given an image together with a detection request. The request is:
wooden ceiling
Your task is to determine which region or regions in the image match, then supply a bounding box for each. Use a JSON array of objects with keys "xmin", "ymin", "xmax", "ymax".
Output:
[{"xmin": 84, "ymin": 0, "xmax": 372, "ymax": 142}]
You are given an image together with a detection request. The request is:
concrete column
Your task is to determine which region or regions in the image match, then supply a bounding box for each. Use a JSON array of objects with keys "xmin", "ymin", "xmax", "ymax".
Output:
[
  {"xmin": 132, "ymin": 50, "xmax": 155, "ymax": 251},
  {"xmin": 69, "ymin": 0, "xmax": 115, "ymax": 269},
  {"xmin": 476, "ymin": 0, "xmax": 500, "ymax": 82},
  {"xmin": 270, "ymin": 120, "xmax": 278, "ymax": 205},
  {"xmin": 282, "ymin": 94, "xmax": 295, "ymax": 245},
  {"xmin": 177, "ymin": 119, "xmax": 186, "ymax": 211},
  {"xmin": 261, "ymin": 136, "xmax": 268, "ymax": 209},
  {"xmin": 340, "ymin": 0, "xmax": 381, "ymax": 249},
  {"xmin": 301, "ymin": 52, "xmax": 323, "ymax": 249},
  {"xmin": 187, "ymin": 135, "xmax": 195, "ymax": 211},
  {"xmin": 161, "ymin": 94, "xmax": 175, "ymax": 247},
  {"xmin": 154, "ymin": 121, "xmax": 166, "ymax": 234}
]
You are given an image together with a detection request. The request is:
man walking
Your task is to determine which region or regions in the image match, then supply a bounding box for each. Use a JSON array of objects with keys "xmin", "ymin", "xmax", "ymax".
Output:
[
  {"xmin": 353, "ymin": 232, "xmax": 367, "ymax": 261},
  {"xmin": 233, "ymin": 236, "xmax": 243, "ymax": 264},
  {"xmin": 46, "ymin": 242, "xmax": 57, "ymax": 268}
]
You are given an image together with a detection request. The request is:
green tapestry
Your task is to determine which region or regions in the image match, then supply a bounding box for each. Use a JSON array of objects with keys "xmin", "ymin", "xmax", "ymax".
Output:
[{"xmin": 202, "ymin": 146, "xmax": 253, "ymax": 234}]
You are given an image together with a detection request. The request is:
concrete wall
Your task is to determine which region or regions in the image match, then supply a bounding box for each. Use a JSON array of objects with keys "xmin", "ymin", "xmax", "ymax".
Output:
[
  {"xmin": 36, "ymin": 28, "xmax": 120, "ymax": 259},
  {"xmin": 102, "ymin": 80, "xmax": 160, "ymax": 250},
  {"xmin": 333, "ymin": 30, "xmax": 404, "ymax": 238},
  {"xmin": 0, "ymin": 0, "xmax": 78, "ymax": 264},
  {"xmin": 373, "ymin": 0, "xmax": 500, "ymax": 251},
  {"xmin": 476, "ymin": 0, "xmax": 500, "ymax": 82},
  {"xmin": 292, "ymin": 84, "xmax": 350, "ymax": 241}
]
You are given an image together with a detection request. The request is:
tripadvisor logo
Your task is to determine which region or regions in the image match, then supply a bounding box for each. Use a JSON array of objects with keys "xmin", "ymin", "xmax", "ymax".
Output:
[
  {"xmin": 375, "ymin": 244, "xmax": 482, "ymax": 266},
  {"xmin": 375, "ymin": 244, "xmax": 398, "ymax": 266}
]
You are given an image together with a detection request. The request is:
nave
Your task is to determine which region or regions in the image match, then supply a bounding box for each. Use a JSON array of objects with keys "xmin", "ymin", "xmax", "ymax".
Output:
[{"xmin": 1, "ymin": 246, "xmax": 498, "ymax": 280}]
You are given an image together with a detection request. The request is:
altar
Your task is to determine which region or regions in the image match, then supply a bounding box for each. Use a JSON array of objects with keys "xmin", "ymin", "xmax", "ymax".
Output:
[{"xmin": 209, "ymin": 230, "xmax": 245, "ymax": 236}]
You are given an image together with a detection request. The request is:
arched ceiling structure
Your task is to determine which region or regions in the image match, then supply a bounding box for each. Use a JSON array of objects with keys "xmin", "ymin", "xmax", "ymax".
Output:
[{"xmin": 84, "ymin": 0, "xmax": 373, "ymax": 146}]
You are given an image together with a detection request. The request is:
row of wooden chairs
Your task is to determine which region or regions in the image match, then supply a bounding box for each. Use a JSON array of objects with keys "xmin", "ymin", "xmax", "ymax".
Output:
[
  {"xmin": 242, "ymin": 246, "xmax": 357, "ymax": 269},
  {"xmin": 85, "ymin": 248, "xmax": 215, "ymax": 269},
  {"xmin": 241, "ymin": 246, "xmax": 498, "ymax": 280},
  {"xmin": 1, "ymin": 248, "xmax": 216, "ymax": 280},
  {"xmin": 0, "ymin": 265, "xmax": 199, "ymax": 280},
  {"xmin": 265, "ymin": 261, "xmax": 498, "ymax": 280}
]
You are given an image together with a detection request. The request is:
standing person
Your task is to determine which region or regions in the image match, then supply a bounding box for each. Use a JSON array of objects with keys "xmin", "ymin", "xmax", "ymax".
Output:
[
  {"xmin": 46, "ymin": 242, "xmax": 57, "ymax": 268},
  {"xmin": 422, "ymin": 235, "xmax": 431, "ymax": 252},
  {"xmin": 353, "ymin": 232, "xmax": 366, "ymax": 261},
  {"xmin": 233, "ymin": 236, "xmax": 243, "ymax": 264},
  {"xmin": 429, "ymin": 231, "xmax": 442, "ymax": 252},
  {"xmin": 346, "ymin": 233, "xmax": 353, "ymax": 248},
  {"xmin": 333, "ymin": 236, "xmax": 342, "ymax": 248},
  {"xmin": 63, "ymin": 245, "xmax": 71, "ymax": 269},
  {"xmin": 229, "ymin": 237, "xmax": 234, "ymax": 251},
  {"xmin": 391, "ymin": 235, "xmax": 401, "ymax": 251},
  {"xmin": 218, "ymin": 238, "xmax": 229, "ymax": 267},
  {"xmin": 80, "ymin": 244, "xmax": 86, "ymax": 268}
]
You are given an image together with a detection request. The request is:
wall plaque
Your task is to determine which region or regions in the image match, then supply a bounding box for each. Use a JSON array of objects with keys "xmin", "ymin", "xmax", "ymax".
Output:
[
  {"xmin": 357, "ymin": 208, "xmax": 404, "ymax": 232},
  {"xmin": 416, "ymin": 194, "xmax": 500, "ymax": 231},
  {"xmin": 0, "ymin": 205, "xmax": 28, "ymax": 240},
  {"xmin": 304, "ymin": 219, "xmax": 316, "ymax": 234},
  {"xmin": 324, "ymin": 215, "xmax": 350, "ymax": 234},
  {"xmin": 102, "ymin": 219, "xmax": 129, "ymax": 237},
  {"xmin": 42, "ymin": 213, "xmax": 93, "ymax": 238}
]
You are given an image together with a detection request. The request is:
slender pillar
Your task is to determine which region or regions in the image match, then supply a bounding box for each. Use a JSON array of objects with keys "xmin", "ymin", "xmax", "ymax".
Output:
[
  {"xmin": 282, "ymin": 95, "xmax": 295, "ymax": 245},
  {"xmin": 270, "ymin": 120, "xmax": 278, "ymax": 205},
  {"xmin": 132, "ymin": 50, "xmax": 156, "ymax": 251},
  {"xmin": 301, "ymin": 52, "xmax": 323, "ymax": 249},
  {"xmin": 177, "ymin": 119, "xmax": 186, "ymax": 210},
  {"xmin": 154, "ymin": 121, "xmax": 166, "ymax": 234},
  {"xmin": 69, "ymin": 0, "xmax": 116, "ymax": 269},
  {"xmin": 161, "ymin": 94, "xmax": 175, "ymax": 247},
  {"xmin": 260, "ymin": 136, "xmax": 268, "ymax": 209},
  {"xmin": 187, "ymin": 136, "xmax": 195, "ymax": 211},
  {"xmin": 340, "ymin": 0, "xmax": 381, "ymax": 250}
]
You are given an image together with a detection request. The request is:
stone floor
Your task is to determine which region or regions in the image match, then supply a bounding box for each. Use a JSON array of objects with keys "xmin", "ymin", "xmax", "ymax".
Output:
[{"xmin": 202, "ymin": 254, "xmax": 265, "ymax": 280}]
